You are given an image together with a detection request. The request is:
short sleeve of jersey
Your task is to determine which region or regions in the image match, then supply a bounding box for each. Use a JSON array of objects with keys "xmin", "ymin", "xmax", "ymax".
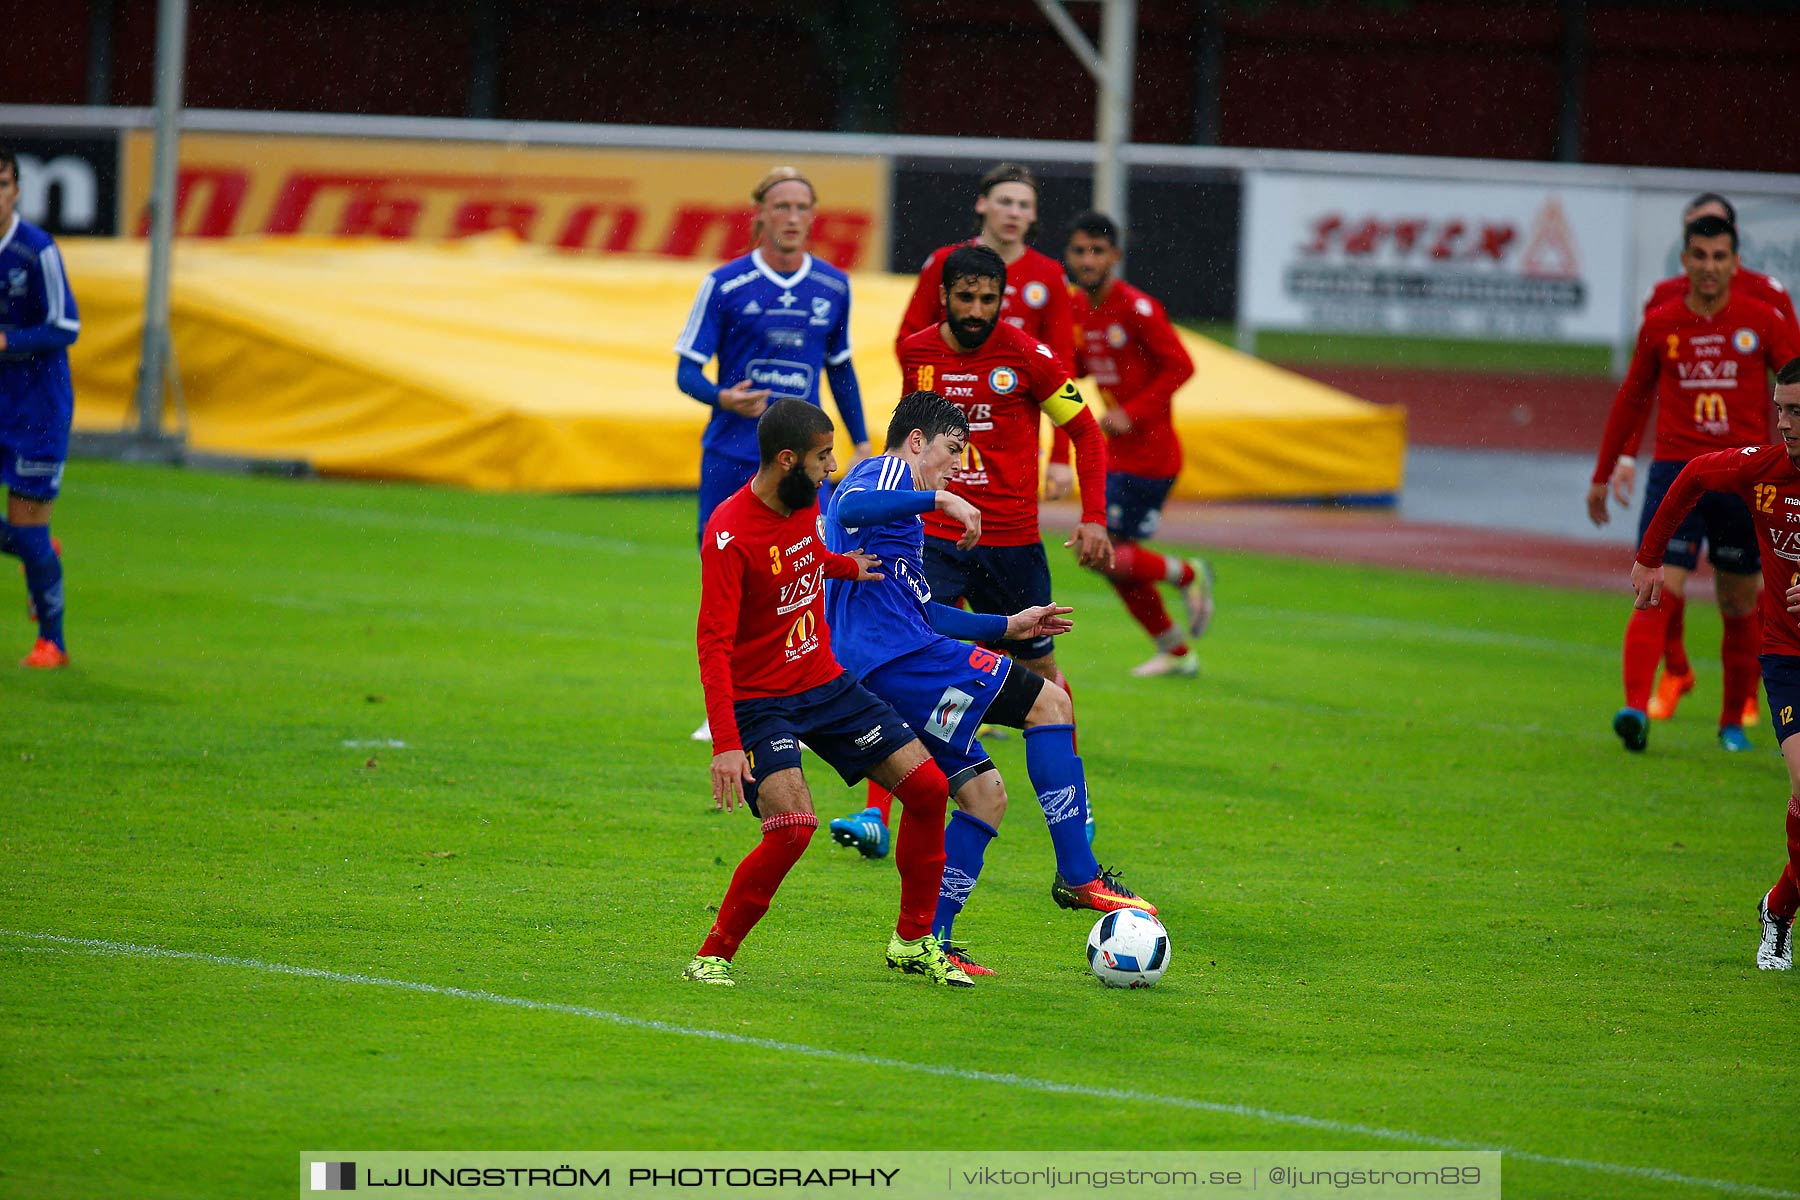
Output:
[{"xmin": 675, "ymin": 271, "xmax": 723, "ymax": 365}]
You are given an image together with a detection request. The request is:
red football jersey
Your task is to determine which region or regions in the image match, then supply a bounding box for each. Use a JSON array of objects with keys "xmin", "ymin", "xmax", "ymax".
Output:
[
  {"xmin": 696, "ymin": 484, "xmax": 861, "ymax": 753},
  {"xmin": 898, "ymin": 321, "xmax": 1107, "ymax": 545},
  {"xmin": 1592, "ymin": 293, "xmax": 1800, "ymax": 482},
  {"xmin": 1638, "ymin": 443, "xmax": 1800, "ymax": 658},
  {"xmin": 896, "ymin": 240, "xmax": 1075, "ymax": 371},
  {"xmin": 1071, "ymin": 279, "xmax": 1196, "ymax": 479},
  {"xmin": 1646, "ymin": 268, "xmax": 1800, "ymax": 339}
]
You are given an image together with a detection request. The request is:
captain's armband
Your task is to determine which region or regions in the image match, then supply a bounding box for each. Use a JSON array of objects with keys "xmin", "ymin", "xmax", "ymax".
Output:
[{"xmin": 1042, "ymin": 379, "xmax": 1086, "ymax": 427}]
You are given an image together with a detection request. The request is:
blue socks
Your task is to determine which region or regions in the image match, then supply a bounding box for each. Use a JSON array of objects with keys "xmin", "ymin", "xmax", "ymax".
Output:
[
  {"xmin": 1023, "ymin": 723, "xmax": 1099, "ymax": 885},
  {"xmin": 2, "ymin": 522, "xmax": 64, "ymax": 650},
  {"xmin": 932, "ymin": 809, "xmax": 997, "ymax": 942}
]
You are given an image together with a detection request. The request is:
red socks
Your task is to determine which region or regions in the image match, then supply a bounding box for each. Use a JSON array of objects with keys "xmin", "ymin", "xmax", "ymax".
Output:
[
  {"xmin": 1721, "ymin": 612, "xmax": 1759, "ymax": 728},
  {"xmin": 1622, "ymin": 605, "xmax": 1670, "ymax": 712},
  {"xmin": 1773, "ymin": 796, "xmax": 1800, "ymax": 922},
  {"xmin": 697, "ymin": 811, "xmax": 817, "ymax": 960},
  {"xmin": 1662, "ymin": 592, "xmax": 1691, "ymax": 676},
  {"xmin": 890, "ymin": 758, "xmax": 951, "ymax": 939},
  {"xmin": 1108, "ymin": 542, "xmax": 1194, "ymax": 587},
  {"xmin": 865, "ymin": 779, "xmax": 893, "ymax": 825},
  {"xmin": 1110, "ymin": 578, "xmax": 1175, "ymax": 641}
]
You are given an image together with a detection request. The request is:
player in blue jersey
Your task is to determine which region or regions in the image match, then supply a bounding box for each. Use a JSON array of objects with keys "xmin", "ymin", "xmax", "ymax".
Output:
[
  {"xmin": 824, "ymin": 390, "xmax": 1156, "ymax": 977},
  {"xmin": 0, "ymin": 149, "xmax": 76, "ymax": 669},
  {"xmin": 676, "ymin": 166, "xmax": 872, "ymax": 741}
]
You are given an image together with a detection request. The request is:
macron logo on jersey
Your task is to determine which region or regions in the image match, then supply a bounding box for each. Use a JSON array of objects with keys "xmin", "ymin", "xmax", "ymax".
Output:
[{"xmin": 715, "ymin": 531, "xmax": 734, "ymax": 549}]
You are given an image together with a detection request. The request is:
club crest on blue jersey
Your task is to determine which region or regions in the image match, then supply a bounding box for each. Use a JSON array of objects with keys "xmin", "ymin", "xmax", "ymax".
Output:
[
  {"xmin": 988, "ymin": 366, "xmax": 1019, "ymax": 394},
  {"xmin": 1734, "ymin": 327, "xmax": 1760, "ymax": 354}
]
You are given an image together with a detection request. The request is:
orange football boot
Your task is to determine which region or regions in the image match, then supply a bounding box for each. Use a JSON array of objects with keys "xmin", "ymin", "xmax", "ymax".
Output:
[
  {"xmin": 21, "ymin": 638, "xmax": 68, "ymax": 669},
  {"xmin": 1647, "ymin": 668, "xmax": 1696, "ymax": 721}
]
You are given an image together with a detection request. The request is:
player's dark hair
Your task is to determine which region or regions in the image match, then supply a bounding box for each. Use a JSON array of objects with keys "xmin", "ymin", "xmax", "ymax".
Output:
[
  {"xmin": 1685, "ymin": 192, "xmax": 1737, "ymax": 227},
  {"xmin": 1684, "ymin": 214, "xmax": 1738, "ymax": 252},
  {"xmin": 757, "ymin": 398, "xmax": 834, "ymax": 466},
  {"xmin": 941, "ymin": 243, "xmax": 1007, "ymax": 292},
  {"xmin": 974, "ymin": 162, "xmax": 1040, "ymax": 241},
  {"xmin": 1777, "ymin": 357, "xmax": 1800, "ymax": 387},
  {"xmin": 887, "ymin": 391, "xmax": 970, "ymax": 450},
  {"xmin": 1067, "ymin": 210, "xmax": 1120, "ymax": 249},
  {"xmin": 0, "ymin": 148, "xmax": 16, "ymax": 184}
]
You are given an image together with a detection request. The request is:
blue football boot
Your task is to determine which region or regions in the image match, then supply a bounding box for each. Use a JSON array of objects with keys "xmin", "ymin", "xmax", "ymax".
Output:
[{"xmin": 828, "ymin": 806, "xmax": 890, "ymax": 859}]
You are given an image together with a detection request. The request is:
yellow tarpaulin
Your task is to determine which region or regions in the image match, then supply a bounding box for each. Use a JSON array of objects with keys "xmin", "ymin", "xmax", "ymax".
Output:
[{"xmin": 63, "ymin": 237, "xmax": 1403, "ymax": 499}]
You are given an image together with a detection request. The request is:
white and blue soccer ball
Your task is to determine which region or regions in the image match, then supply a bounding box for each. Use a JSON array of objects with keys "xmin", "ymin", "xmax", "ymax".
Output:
[{"xmin": 1086, "ymin": 908, "xmax": 1170, "ymax": 988}]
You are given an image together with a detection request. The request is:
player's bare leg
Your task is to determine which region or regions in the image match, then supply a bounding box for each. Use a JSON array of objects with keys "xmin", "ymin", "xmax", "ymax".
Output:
[
  {"xmin": 1715, "ymin": 570, "xmax": 1761, "ymax": 751},
  {"xmin": 684, "ymin": 768, "xmax": 816, "ymax": 986},
  {"xmin": 5, "ymin": 492, "xmax": 66, "ymax": 668}
]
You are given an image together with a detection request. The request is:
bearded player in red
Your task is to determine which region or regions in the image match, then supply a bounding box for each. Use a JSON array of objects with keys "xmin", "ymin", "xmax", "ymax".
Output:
[
  {"xmin": 829, "ymin": 244, "xmax": 1111, "ymax": 857},
  {"xmin": 1589, "ymin": 215, "xmax": 1800, "ymax": 754},
  {"xmin": 1631, "ymin": 356, "xmax": 1800, "ymax": 970},
  {"xmin": 686, "ymin": 399, "xmax": 970, "ymax": 988},
  {"xmin": 1611, "ymin": 193, "xmax": 1800, "ymax": 725},
  {"xmin": 1064, "ymin": 211, "xmax": 1214, "ymax": 677}
]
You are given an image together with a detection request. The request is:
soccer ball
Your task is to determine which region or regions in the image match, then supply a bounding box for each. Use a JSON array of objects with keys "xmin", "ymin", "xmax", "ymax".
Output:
[{"xmin": 1086, "ymin": 907, "xmax": 1170, "ymax": 988}]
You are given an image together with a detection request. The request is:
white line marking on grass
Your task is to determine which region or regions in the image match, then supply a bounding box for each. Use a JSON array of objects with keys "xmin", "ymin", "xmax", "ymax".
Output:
[
  {"xmin": 3, "ymin": 929, "xmax": 1791, "ymax": 1200},
  {"xmin": 341, "ymin": 740, "xmax": 408, "ymax": 749}
]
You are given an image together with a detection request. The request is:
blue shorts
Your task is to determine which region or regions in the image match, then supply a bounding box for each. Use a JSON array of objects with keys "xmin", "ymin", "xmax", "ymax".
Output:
[
  {"xmin": 862, "ymin": 639, "xmax": 1014, "ymax": 788},
  {"xmin": 732, "ymin": 672, "xmax": 916, "ymax": 815},
  {"xmin": 922, "ymin": 537, "xmax": 1054, "ymax": 658},
  {"xmin": 696, "ymin": 450, "xmax": 838, "ymax": 546},
  {"xmin": 0, "ymin": 393, "xmax": 72, "ymax": 502},
  {"xmin": 1760, "ymin": 655, "xmax": 1800, "ymax": 745},
  {"xmin": 1639, "ymin": 458, "xmax": 1758, "ymax": 575},
  {"xmin": 1105, "ymin": 472, "xmax": 1176, "ymax": 541}
]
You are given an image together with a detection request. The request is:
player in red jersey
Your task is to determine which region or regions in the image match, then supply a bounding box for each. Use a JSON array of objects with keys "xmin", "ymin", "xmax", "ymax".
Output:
[
  {"xmin": 1615, "ymin": 193, "xmax": 1800, "ymax": 725},
  {"xmin": 895, "ymin": 162, "xmax": 1075, "ymax": 374},
  {"xmin": 1064, "ymin": 211, "xmax": 1214, "ymax": 677},
  {"xmin": 829, "ymin": 244, "xmax": 1111, "ymax": 854},
  {"xmin": 1589, "ymin": 216, "xmax": 1800, "ymax": 754},
  {"xmin": 686, "ymin": 399, "xmax": 971, "ymax": 988},
  {"xmin": 1630, "ymin": 357, "xmax": 1800, "ymax": 970}
]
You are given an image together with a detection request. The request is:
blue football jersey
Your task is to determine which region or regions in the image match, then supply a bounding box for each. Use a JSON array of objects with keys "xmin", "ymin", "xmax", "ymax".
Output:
[
  {"xmin": 824, "ymin": 454, "xmax": 941, "ymax": 680},
  {"xmin": 0, "ymin": 214, "xmax": 79, "ymax": 416},
  {"xmin": 675, "ymin": 250, "xmax": 853, "ymax": 460}
]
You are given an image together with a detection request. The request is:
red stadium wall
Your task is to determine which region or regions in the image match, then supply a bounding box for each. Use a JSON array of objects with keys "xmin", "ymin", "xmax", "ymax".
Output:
[{"xmin": 6, "ymin": 0, "xmax": 1793, "ymax": 173}]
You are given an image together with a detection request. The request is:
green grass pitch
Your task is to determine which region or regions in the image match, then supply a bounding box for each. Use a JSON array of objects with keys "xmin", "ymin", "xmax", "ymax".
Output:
[{"xmin": 2, "ymin": 462, "xmax": 1795, "ymax": 1199}]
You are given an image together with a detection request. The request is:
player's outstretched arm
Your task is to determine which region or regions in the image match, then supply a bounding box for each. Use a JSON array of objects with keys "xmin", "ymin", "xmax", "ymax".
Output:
[
  {"xmin": 1004, "ymin": 604, "xmax": 1075, "ymax": 641},
  {"xmin": 711, "ymin": 749, "xmax": 757, "ymax": 813}
]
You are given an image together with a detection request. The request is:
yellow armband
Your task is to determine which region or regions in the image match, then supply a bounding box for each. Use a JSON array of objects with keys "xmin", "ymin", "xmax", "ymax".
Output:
[{"xmin": 1042, "ymin": 379, "xmax": 1086, "ymax": 426}]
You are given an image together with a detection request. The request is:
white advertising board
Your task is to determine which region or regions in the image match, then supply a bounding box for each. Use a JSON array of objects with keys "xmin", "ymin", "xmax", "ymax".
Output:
[{"xmin": 1242, "ymin": 172, "xmax": 1632, "ymax": 343}]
